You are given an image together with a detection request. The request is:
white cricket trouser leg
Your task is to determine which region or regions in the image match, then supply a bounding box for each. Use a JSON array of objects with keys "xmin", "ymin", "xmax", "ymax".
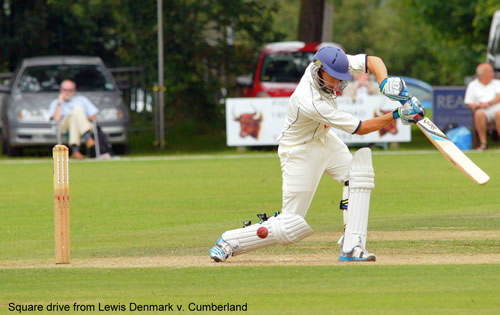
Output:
[
  {"xmin": 279, "ymin": 140, "xmax": 326, "ymax": 217},
  {"xmin": 341, "ymin": 148, "xmax": 375, "ymax": 253},
  {"xmin": 323, "ymin": 132, "xmax": 353, "ymax": 184},
  {"xmin": 280, "ymin": 132, "xmax": 351, "ymax": 217},
  {"xmin": 60, "ymin": 107, "xmax": 93, "ymax": 146}
]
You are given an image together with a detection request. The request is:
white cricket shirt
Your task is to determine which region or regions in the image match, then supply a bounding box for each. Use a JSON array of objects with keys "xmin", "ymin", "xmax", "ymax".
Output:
[{"xmin": 278, "ymin": 54, "xmax": 368, "ymax": 146}]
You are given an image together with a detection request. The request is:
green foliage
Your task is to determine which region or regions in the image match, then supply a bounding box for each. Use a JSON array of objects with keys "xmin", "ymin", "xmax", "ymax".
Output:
[
  {"xmin": 0, "ymin": 0, "xmax": 120, "ymax": 69},
  {"xmin": 269, "ymin": 0, "xmax": 301, "ymax": 41},
  {"xmin": 403, "ymin": 0, "xmax": 498, "ymax": 84},
  {"xmin": 332, "ymin": 0, "xmax": 500, "ymax": 85},
  {"xmin": 112, "ymin": 0, "xmax": 285, "ymax": 129},
  {"xmin": 0, "ymin": 0, "xmax": 284, "ymax": 139}
]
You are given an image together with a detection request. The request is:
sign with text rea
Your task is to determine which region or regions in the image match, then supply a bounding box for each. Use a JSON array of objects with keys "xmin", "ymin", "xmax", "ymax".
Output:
[{"xmin": 433, "ymin": 86, "xmax": 472, "ymax": 130}]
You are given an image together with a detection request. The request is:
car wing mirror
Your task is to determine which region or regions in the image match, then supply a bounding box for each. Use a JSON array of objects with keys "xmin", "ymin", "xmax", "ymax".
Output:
[{"xmin": 236, "ymin": 74, "xmax": 253, "ymax": 87}]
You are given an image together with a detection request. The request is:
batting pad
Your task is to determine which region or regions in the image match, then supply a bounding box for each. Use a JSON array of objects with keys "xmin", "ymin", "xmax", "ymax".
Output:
[
  {"xmin": 221, "ymin": 213, "xmax": 313, "ymax": 256},
  {"xmin": 342, "ymin": 148, "xmax": 374, "ymax": 253}
]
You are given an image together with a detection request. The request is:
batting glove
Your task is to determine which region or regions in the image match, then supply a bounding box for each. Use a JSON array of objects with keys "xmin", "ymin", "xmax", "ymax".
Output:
[
  {"xmin": 380, "ymin": 77, "xmax": 411, "ymax": 105},
  {"xmin": 392, "ymin": 97, "xmax": 426, "ymax": 125}
]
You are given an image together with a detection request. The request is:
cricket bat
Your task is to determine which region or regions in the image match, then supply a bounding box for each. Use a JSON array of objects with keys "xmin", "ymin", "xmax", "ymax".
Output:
[{"xmin": 417, "ymin": 118, "xmax": 489, "ymax": 185}]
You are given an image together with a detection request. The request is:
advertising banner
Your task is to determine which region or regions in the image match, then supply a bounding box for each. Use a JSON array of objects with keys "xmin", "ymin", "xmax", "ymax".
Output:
[
  {"xmin": 432, "ymin": 87, "xmax": 472, "ymax": 130},
  {"xmin": 226, "ymin": 96, "xmax": 411, "ymax": 146}
]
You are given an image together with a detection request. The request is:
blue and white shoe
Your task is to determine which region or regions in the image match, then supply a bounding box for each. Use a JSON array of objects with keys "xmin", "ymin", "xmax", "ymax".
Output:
[
  {"xmin": 210, "ymin": 238, "xmax": 233, "ymax": 262},
  {"xmin": 339, "ymin": 246, "xmax": 376, "ymax": 262}
]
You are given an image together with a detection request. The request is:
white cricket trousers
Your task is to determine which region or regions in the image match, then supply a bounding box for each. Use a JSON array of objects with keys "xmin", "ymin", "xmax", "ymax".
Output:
[
  {"xmin": 59, "ymin": 107, "xmax": 93, "ymax": 146},
  {"xmin": 278, "ymin": 131, "xmax": 352, "ymax": 218}
]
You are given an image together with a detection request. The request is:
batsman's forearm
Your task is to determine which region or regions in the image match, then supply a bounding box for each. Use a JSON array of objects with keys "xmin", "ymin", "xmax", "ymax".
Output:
[
  {"xmin": 367, "ymin": 56, "xmax": 388, "ymax": 85},
  {"xmin": 355, "ymin": 113, "xmax": 394, "ymax": 135}
]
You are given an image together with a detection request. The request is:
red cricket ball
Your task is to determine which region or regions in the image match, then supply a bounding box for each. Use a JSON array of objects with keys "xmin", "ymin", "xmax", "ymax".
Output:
[{"xmin": 257, "ymin": 226, "xmax": 268, "ymax": 239}]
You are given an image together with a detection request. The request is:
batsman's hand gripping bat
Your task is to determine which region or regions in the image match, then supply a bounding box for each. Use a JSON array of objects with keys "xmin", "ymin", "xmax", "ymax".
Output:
[{"xmin": 416, "ymin": 117, "xmax": 489, "ymax": 185}]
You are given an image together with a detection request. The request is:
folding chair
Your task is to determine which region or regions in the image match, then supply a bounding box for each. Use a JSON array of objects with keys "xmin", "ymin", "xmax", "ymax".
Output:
[
  {"xmin": 52, "ymin": 121, "xmax": 62, "ymax": 145},
  {"xmin": 52, "ymin": 120, "xmax": 101, "ymax": 159},
  {"xmin": 92, "ymin": 121, "xmax": 101, "ymax": 159}
]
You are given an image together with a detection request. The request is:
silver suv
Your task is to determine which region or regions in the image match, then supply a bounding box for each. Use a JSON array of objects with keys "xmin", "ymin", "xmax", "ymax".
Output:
[{"xmin": 0, "ymin": 56, "xmax": 129, "ymax": 156}]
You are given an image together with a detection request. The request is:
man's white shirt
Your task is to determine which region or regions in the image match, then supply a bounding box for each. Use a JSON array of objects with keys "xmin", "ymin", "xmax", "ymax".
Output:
[
  {"xmin": 278, "ymin": 54, "xmax": 368, "ymax": 146},
  {"xmin": 464, "ymin": 78, "xmax": 500, "ymax": 105}
]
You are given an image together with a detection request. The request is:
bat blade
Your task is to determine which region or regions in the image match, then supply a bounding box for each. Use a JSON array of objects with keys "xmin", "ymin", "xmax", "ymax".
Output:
[{"xmin": 417, "ymin": 118, "xmax": 489, "ymax": 185}]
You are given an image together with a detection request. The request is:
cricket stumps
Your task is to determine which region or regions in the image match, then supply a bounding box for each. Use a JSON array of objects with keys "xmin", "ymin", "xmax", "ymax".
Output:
[{"xmin": 53, "ymin": 145, "xmax": 70, "ymax": 264}]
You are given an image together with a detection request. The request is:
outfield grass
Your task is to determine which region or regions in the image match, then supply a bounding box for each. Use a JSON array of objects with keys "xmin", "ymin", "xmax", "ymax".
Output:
[
  {"xmin": 1, "ymin": 265, "xmax": 498, "ymax": 314},
  {"xmin": 0, "ymin": 151, "xmax": 499, "ymax": 314}
]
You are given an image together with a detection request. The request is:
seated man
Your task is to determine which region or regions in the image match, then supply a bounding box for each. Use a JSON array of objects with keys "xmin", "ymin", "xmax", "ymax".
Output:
[
  {"xmin": 48, "ymin": 80, "xmax": 97, "ymax": 158},
  {"xmin": 464, "ymin": 63, "xmax": 500, "ymax": 151},
  {"xmin": 343, "ymin": 72, "xmax": 380, "ymax": 102}
]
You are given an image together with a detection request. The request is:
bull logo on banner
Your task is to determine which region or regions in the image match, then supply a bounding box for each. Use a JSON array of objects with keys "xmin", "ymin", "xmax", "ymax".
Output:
[
  {"xmin": 232, "ymin": 105, "xmax": 263, "ymax": 139},
  {"xmin": 374, "ymin": 107, "xmax": 398, "ymax": 137}
]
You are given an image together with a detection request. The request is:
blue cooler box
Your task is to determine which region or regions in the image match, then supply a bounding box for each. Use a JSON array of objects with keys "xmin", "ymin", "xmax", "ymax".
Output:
[{"xmin": 446, "ymin": 126, "xmax": 472, "ymax": 151}]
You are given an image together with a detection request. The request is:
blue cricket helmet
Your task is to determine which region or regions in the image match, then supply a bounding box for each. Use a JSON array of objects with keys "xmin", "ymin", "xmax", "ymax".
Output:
[{"xmin": 312, "ymin": 46, "xmax": 351, "ymax": 81}]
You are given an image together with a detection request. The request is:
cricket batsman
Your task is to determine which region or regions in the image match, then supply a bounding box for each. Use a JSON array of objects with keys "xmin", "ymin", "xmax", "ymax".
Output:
[{"xmin": 210, "ymin": 46, "xmax": 425, "ymax": 262}]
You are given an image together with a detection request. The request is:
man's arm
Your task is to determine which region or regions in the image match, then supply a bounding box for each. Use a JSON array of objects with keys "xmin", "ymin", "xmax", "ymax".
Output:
[
  {"xmin": 369, "ymin": 55, "xmax": 410, "ymax": 104},
  {"xmin": 51, "ymin": 94, "xmax": 65, "ymax": 121},
  {"xmin": 466, "ymin": 93, "xmax": 500, "ymax": 110},
  {"xmin": 356, "ymin": 97, "xmax": 426, "ymax": 135},
  {"xmin": 366, "ymin": 56, "xmax": 388, "ymax": 85},
  {"xmin": 355, "ymin": 113, "xmax": 394, "ymax": 135},
  {"xmin": 487, "ymin": 93, "xmax": 500, "ymax": 107}
]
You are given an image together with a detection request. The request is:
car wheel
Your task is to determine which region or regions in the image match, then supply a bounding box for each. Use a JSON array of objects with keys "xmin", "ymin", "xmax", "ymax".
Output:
[
  {"xmin": 4, "ymin": 139, "xmax": 22, "ymax": 157},
  {"xmin": 112, "ymin": 143, "xmax": 129, "ymax": 155}
]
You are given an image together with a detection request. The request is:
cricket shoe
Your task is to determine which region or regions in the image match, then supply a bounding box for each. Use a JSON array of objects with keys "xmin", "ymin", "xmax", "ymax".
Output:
[
  {"xmin": 339, "ymin": 246, "xmax": 376, "ymax": 262},
  {"xmin": 210, "ymin": 238, "xmax": 233, "ymax": 262}
]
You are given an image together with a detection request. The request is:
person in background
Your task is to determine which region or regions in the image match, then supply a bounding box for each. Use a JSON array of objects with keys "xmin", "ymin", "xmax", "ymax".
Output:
[
  {"xmin": 464, "ymin": 63, "xmax": 500, "ymax": 151},
  {"xmin": 48, "ymin": 80, "xmax": 97, "ymax": 159},
  {"xmin": 343, "ymin": 72, "xmax": 380, "ymax": 101}
]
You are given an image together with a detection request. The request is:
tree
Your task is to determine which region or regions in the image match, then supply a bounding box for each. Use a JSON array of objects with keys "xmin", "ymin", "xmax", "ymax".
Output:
[
  {"xmin": 297, "ymin": 0, "xmax": 324, "ymax": 42},
  {"xmin": 0, "ymin": 0, "xmax": 121, "ymax": 72},
  {"xmin": 331, "ymin": 0, "xmax": 499, "ymax": 85},
  {"xmin": 114, "ymin": 0, "xmax": 283, "ymax": 126},
  {"xmin": 0, "ymin": 0, "xmax": 285, "ymax": 139},
  {"xmin": 404, "ymin": 0, "xmax": 499, "ymax": 83}
]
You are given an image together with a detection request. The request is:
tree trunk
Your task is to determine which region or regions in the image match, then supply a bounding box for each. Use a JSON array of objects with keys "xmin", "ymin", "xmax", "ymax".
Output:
[{"xmin": 297, "ymin": 0, "xmax": 325, "ymax": 42}]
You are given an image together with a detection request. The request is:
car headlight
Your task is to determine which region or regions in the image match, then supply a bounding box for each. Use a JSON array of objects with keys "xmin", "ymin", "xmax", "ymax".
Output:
[
  {"xmin": 17, "ymin": 108, "xmax": 49, "ymax": 122},
  {"xmin": 98, "ymin": 108, "xmax": 124, "ymax": 121}
]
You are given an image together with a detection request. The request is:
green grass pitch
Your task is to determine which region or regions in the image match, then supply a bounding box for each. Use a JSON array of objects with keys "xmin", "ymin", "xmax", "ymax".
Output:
[{"xmin": 0, "ymin": 151, "xmax": 499, "ymax": 314}]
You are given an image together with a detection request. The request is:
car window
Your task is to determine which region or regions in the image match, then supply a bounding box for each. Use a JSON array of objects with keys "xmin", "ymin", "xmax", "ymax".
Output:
[
  {"xmin": 491, "ymin": 23, "xmax": 500, "ymax": 55},
  {"xmin": 260, "ymin": 52, "xmax": 315, "ymax": 83},
  {"xmin": 17, "ymin": 65, "xmax": 115, "ymax": 92},
  {"xmin": 406, "ymin": 83, "xmax": 431, "ymax": 102}
]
